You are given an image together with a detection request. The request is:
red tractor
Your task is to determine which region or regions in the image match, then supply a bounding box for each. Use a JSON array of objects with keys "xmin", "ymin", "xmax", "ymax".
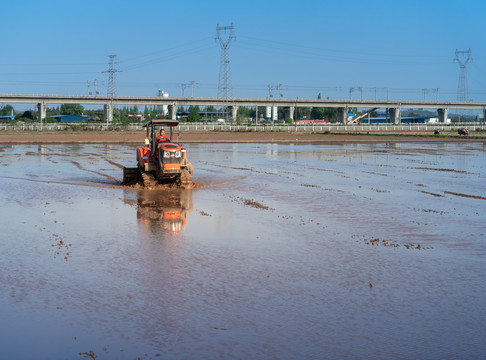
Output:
[{"xmin": 123, "ymin": 119, "xmax": 193, "ymax": 188}]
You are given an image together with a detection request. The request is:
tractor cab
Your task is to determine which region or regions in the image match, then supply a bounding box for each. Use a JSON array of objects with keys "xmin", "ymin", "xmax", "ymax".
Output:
[{"xmin": 143, "ymin": 119, "xmax": 179, "ymax": 153}]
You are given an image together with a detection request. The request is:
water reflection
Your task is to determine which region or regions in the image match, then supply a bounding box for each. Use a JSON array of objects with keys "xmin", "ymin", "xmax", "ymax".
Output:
[
  {"xmin": 125, "ymin": 189, "xmax": 193, "ymax": 233},
  {"xmin": 37, "ymin": 144, "xmax": 48, "ymax": 156}
]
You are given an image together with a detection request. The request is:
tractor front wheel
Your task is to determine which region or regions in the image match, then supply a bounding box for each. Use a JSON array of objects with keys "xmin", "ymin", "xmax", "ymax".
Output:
[{"xmin": 187, "ymin": 162, "xmax": 194, "ymax": 175}]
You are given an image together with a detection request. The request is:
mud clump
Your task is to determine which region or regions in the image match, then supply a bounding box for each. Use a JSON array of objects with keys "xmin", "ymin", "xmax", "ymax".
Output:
[
  {"xmin": 301, "ymin": 183, "xmax": 321, "ymax": 188},
  {"xmin": 370, "ymin": 187, "xmax": 390, "ymax": 193},
  {"xmin": 79, "ymin": 350, "xmax": 97, "ymax": 359},
  {"xmin": 364, "ymin": 237, "xmax": 400, "ymax": 248},
  {"xmin": 243, "ymin": 199, "xmax": 269, "ymax": 209},
  {"xmin": 50, "ymin": 234, "xmax": 72, "ymax": 260},
  {"xmin": 229, "ymin": 196, "xmax": 274, "ymax": 211},
  {"xmin": 360, "ymin": 236, "xmax": 431, "ymax": 250},
  {"xmin": 421, "ymin": 209, "xmax": 448, "ymax": 215}
]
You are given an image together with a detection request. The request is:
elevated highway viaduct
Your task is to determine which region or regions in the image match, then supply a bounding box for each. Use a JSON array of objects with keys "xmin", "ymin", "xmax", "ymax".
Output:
[{"xmin": 1, "ymin": 94, "xmax": 485, "ymax": 123}]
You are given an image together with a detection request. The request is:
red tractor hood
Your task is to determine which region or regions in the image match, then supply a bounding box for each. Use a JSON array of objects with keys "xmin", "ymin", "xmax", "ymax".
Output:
[{"xmin": 159, "ymin": 143, "xmax": 183, "ymax": 151}]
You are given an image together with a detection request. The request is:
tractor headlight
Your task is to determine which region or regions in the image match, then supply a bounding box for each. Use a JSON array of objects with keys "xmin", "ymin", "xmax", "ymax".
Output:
[
  {"xmin": 174, "ymin": 151, "xmax": 181, "ymax": 158},
  {"xmin": 164, "ymin": 151, "xmax": 171, "ymax": 158}
]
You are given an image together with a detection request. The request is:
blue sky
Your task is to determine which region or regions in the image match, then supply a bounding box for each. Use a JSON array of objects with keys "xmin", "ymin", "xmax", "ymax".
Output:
[{"xmin": 1, "ymin": 0, "xmax": 485, "ymax": 102}]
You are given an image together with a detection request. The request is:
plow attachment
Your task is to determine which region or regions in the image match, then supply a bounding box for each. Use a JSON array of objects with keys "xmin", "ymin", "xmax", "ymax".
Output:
[{"xmin": 122, "ymin": 167, "xmax": 141, "ymax": 185}]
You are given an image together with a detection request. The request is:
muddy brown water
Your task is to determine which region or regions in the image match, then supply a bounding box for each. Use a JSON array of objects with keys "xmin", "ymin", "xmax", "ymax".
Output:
[{"xmin": 0, "ymin": 142, "xmax": 485, "ymax": 359}]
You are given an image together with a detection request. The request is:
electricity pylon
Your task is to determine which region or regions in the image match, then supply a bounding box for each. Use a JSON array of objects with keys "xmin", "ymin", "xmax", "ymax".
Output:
[
  {"xmin": 455, "ymin": 48, "xmax": 472, "ymax": 102},
  {"xmin": 215, "ymin": 23, "xmax": 235, "ymax": 99},
  {"xmin": 105, "ymin": 55, "xmax": 121, "ymax": 101}
]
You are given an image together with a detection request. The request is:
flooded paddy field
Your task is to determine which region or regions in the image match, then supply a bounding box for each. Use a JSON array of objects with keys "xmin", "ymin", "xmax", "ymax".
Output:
[{"xmin": 0, "ymin": 142, "xmax": 485, "ymax": 359}]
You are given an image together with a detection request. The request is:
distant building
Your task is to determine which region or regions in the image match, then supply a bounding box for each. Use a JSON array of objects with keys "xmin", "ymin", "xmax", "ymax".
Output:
[
  {"xmin": 361, "ymin": 116, "xmax": 451, "ymax": 124},
  {"xmin": 48, "ymin": 115, "xmax": 101, "ymax": 123},
  {"xmin": 293, "ymin": 119, "xmax": 330, "ymax": 124},
  {"xmin": 127, "ymin": 114, "xmax": 144, "ymax": 121}
]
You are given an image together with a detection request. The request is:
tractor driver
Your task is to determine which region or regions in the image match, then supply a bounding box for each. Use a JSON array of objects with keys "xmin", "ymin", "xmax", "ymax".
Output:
[{"xmin": 156, "ymin": 129, "xmax": 170, "ymax": 143}]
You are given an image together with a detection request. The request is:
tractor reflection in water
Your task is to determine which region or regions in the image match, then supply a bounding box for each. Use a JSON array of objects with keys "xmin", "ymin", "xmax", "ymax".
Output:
[
  {"xmin": 125, "ymin": 190, "xmax": 193, "ymax": 233},
  {"xmin": 458, "ymin": 127, "xmax": 469, "ymax": 136}
]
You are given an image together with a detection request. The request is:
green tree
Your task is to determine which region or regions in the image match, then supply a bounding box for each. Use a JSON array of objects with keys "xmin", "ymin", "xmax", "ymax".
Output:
[
  {"xmin": 188, "ymin": 105, "xmax": 201, "ymax": 113},
  {"xmin": 15, "ymin": 110, "xmax": 35, "ymax": 121},
  {"xmin": 60, "ymin": 104, "xmax": 84, "ymax": 116},
  {"xmin": 187, "ymin": 106, "xmax": 200, "ymax": 122},
  {"xmin": 256, "ymin": 106, "xmax": 265, "ymax": 119},
  {"xmin": 313, "ymin": 94, "xmax": 338, "ymax": 122},
  {"xmin": 0, "ymin": 104, "xmax": 14, "ymax": 116},
  {"xmin": 236, "ymin": 106, "xmax": 253, "ymax": 123},
  {"xmin": 44, "ymin": 117, "xmax": 59, "ymax": 123},
  {"xmin": 295, "ymin": 107, "xmax": 311, "ymax": 119},
  {"xmin": 311, "ymin": 93, "xmax": 325, "ymax": 119},
  {"xmin": 237, "ymin": 106, "xmax": 251, "ymax": 119},
  {"xmin": 116, "ymin": 114, "xmax": 133, "ymax": 125},
  {"xmin": 46, "ymin": 106, "xmax": 59, "ymax": 116},
  {"xmin": 294, "ymin": 107, "xmax": 301, "ymax": 120},
  {"xmin": 322, "ymin": 107, "xmax": 337, "ymax": 122},
  {"xmin": 311, "ymin": 107, "xmax": 325, "ymax": 119}
]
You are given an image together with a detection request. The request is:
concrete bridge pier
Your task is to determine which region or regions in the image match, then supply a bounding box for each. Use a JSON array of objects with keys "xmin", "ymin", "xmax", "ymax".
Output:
[
  {"xmin": 228, "ymin": 105, "xmax": 237, "ymax": 122},
  {"xmin": 388, "ymin": 107, "xmax": 401, "ymax": 124},
  {"xmin": 104, "ymin": 103, "xmax": 113, "ymax": 123},
  {"xmin": 168, "ymin": 105, "xmax": 178, "ymax": 120},
  {"xmin": 284, "ymin": 105, "xmax": 295, "ymax": 121},
  {"xmin": 437, "ymin": 108, "xmax": 449, "ymax": 123},
  {"xmin": 337, "ymin": 107, "xmax": 348, "ymax": 123},
  {"xmin": 37, "ymin": 102, "xmax": 46, "ymax": 122}
]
